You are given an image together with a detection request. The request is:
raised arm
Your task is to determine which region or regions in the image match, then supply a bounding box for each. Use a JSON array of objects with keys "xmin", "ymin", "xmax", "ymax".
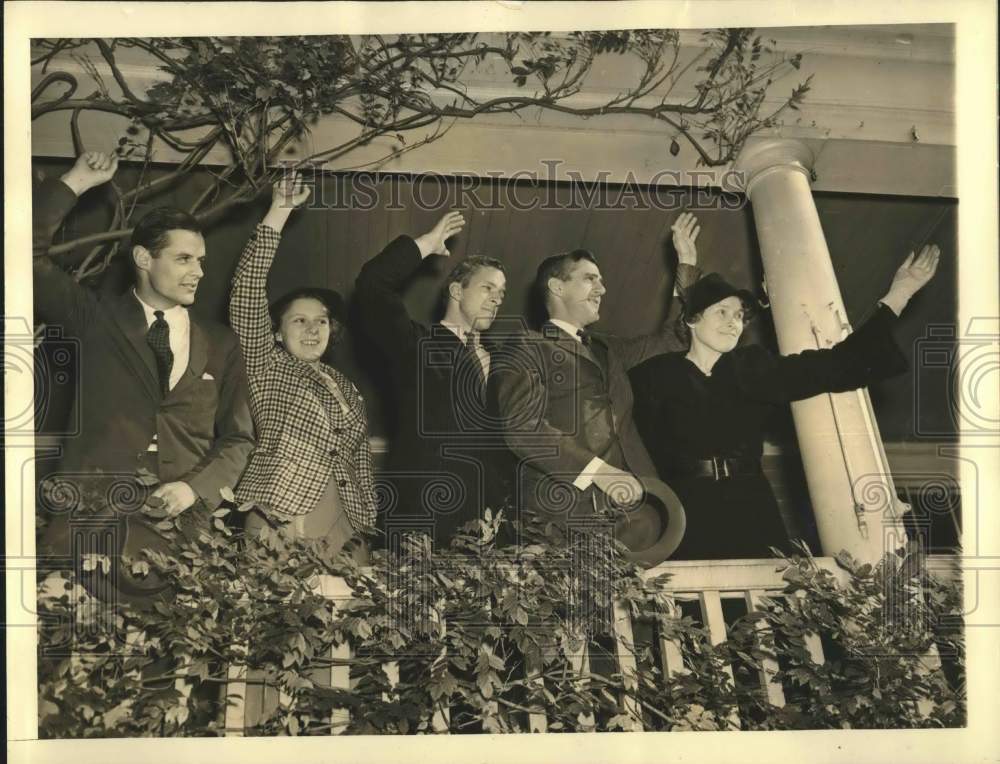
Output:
[
  {"xmin": 33, "ymin": 152, "xmax": 119, "ymax": 328},
  {"xmin": 229, "ymin": 173, "xmax": 311, "ymax": 377},
  {"xmin": 354, "ymin": 211, "xmax": 465, "ymax": 361},
  {"xmin": 735, "ymin": 244, "xmax": 941, "ymax": 403},
  {"xmin": 608, "ymin": 212, "xmax": 703, "ymax": 369}
]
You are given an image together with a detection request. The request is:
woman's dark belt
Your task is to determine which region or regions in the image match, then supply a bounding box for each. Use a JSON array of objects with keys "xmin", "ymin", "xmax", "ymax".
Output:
[{"xmin": 666, "ymin": 456, "xmax": 761, "ymax": 481}]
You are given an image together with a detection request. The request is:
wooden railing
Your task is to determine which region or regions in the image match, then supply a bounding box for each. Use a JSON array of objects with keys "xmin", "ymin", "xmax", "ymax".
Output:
[{"xmin": 220, "ymin": 556, "xmax": 877, "ymax": 735}]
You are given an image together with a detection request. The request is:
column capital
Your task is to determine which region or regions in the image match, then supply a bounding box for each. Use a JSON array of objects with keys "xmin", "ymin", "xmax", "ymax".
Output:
[{"xmin": 729, "ymin": 138, "xmax": 816, "ymax": 197}]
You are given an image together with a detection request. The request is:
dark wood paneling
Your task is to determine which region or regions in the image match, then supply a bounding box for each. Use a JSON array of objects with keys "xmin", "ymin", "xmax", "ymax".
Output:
[{"xmin": 31, "ymin": 159, "xmax": 958, "ymax": 442}]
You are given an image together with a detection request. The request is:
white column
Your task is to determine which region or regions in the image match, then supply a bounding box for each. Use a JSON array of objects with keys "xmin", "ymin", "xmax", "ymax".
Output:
[{"xmin": 733, "ymin": 138, "xmax": 907, "ymax": 565}]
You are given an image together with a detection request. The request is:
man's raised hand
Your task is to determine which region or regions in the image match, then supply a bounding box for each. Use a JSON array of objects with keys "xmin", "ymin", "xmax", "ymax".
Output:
[
  {"xmin": 61, "ymin": 152, "xmax": 118, "ymax": 196},
  {"xmin": 671, "ymin": 211, "xmax": 701, "ymax": 266},
  {"xmin": 415, "ymin": 211, "xmax": 466, "ymax": 258}
]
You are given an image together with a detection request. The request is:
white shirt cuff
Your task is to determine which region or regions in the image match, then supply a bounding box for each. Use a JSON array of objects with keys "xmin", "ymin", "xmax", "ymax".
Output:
[{"xmin": 573, "ymin": 456, "xmax": 607, "ymax": 491}]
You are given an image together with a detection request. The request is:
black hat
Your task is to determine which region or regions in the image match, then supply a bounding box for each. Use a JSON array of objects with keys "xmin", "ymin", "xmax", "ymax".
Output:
[
  {"xmin": 682, "ymin": 273, "xmax": 758, "ymax": 319},
  {"xmin": 614, "ymin": 476, "xmax": 687, "ymax": 567},
  {"xmin": 269, "ymin": 286, "xmax": 347, "ymax": 329}
]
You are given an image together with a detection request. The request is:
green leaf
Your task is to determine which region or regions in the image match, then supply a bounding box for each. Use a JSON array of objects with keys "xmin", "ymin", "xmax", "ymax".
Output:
[{"xmin": 477, "ymin": 673, "xmax": 494, "ymax": 699}]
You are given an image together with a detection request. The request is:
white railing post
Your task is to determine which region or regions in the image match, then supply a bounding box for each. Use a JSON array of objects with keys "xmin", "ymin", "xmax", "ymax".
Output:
[
  {"xmin": 745, "ymin": 589, "xmax": 786, "ymax": 708},
  {"xmin": 316, "ymin": 575, "xmax": 355, "ymax": 735},
  {"xmin": 612, "ymin": 600, "xmax": 644, "ymax": 731},
  {"xmin": 659, "ymin": 596, "xmax": 687, "ymax": 679},
  {"xmin": 698, "ymin": 589, "xmax": 741, "ymax": 730},
  {"xmin": 567, "ymin": 638, "xmax": 597, "ymax": 731},
  {"xmin": 793, "ymin": 590, "xmax": 828, "ymax": 665},
  {"xmin": 223, "ymin": 662, "xmax": 248, "ymax": 735}
]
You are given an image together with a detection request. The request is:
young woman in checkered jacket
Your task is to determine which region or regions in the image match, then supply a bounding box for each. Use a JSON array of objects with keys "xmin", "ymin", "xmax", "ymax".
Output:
[{"xmin": 228, "ymin": 173, "xmax": 377, "ymax": 561}]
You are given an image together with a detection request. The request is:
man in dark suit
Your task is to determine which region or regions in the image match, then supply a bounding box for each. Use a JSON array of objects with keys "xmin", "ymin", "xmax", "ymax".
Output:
[
  {"xmin": 496, "ymin": 213, "xmax": 702, "ymax": 534},
  {"xmin": 355, "ymin": 211, "xmax": 515, "ymax": 550},
  {"xmin": 35, "ymin": 152, "xmax": 255, "ymax": 606}
]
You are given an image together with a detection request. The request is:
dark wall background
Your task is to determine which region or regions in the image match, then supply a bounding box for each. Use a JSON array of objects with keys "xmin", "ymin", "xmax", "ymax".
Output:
[{"xmin": 33, "ymin": 157, "xmax": 958, "ymax": 445}]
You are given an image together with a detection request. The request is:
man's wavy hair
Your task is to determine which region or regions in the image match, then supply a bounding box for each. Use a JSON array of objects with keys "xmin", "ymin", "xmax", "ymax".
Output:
[
  {"xmin": 438, "ymin": 256, "xmax": 506, "ymax": 317},
  {"xmin": 129, "ymin": 207, "xmax": 203, "ymax": 283},
  {"xmin": 445, "ymin": 255, "xmax": 506, "ymax": 291},
  {"xmin": 130, "ymin": 207, "xmax": 203, "ymax": 258}
]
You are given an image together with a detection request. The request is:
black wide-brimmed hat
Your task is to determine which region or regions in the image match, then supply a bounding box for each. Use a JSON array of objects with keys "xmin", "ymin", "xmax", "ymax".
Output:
[
  {"xmin": 614, "ymin": 476, "xmax": 687, "ymax": 567},
  {"xmin": 682, "ymin": 273, "xmax": 759, "ymax": 319}
]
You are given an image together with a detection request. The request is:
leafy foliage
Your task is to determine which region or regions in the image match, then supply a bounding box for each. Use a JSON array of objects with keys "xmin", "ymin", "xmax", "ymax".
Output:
[
  {"xmin": 37, "ymin": 476, "xmax": 964, "ymax": 736},
  {"xmin": 31, "ymin": 30, "xmax": 810, "ymax": 280}
]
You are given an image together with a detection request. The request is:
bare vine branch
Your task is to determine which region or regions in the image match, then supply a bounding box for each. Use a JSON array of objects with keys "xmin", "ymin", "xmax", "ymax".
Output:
[{"xmin": 30, "ymin": 30, "xmax": 809, "ymax": 280}]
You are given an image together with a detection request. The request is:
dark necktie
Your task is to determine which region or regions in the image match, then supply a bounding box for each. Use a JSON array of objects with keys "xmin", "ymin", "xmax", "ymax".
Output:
[
  {"xmin": 147, "ymin": 310, "xmax": 174, "ymax": 395},
  {"xmin": 576, "ymin": 328, "xmax": 592, "ymax": 346},
  {"xmin": 465, "ymin": 332, "xmax": 486, "ymax": 390}
]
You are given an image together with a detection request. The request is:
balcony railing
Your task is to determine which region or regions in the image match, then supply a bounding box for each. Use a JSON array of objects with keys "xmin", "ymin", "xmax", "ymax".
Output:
[{"xmin": 217, "ymin": 555, "xmax": 955, "ymax": 735}]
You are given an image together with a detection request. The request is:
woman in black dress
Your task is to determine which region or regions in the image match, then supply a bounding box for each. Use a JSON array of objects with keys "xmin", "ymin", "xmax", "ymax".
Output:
[{"xmin": 628, "ymin": 245, "xmax": 940, "ymax": 560}]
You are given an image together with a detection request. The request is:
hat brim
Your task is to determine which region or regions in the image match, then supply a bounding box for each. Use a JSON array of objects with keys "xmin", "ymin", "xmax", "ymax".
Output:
[
  {"xmin": 732, "ymin": 289, "xmax": 760, "ymax": 320},
  {"xmin": 685, "ymin": 288, "xmax": 760, "ymax": 321},
  {"xmin": 615, "ymin": 476, "xmax": 687, "ymax": 567}
]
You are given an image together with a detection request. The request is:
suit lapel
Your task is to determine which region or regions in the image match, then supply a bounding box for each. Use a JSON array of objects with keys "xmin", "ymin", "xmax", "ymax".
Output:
[
  {"xmin": 542, "ymin": 322, "xmax": 606, "ymax": 379},
  {"xmin": 187, "ymin": 317, "xmax": 208, "ymax": 379},
  {"xmin": 110, "ymin": 293, "xmax": 162, "ymax": 401},
  {"xmin": 170, "ymin": 316, "xmax": 207, "ymax": 396}
]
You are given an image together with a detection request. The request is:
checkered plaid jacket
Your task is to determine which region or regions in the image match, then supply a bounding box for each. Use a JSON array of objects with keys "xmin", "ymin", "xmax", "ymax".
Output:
[{"xmin": 228, "ymin": 224, "xmax": 377, "ymax": 532}]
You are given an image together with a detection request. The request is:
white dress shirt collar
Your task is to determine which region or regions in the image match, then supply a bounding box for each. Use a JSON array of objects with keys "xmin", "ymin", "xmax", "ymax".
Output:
[
  {"xmin": 132, "ymin": 289, "xmax": 189, "ymax": 327},
  {"xmin": 549, "ymin": 318, "xmax": 585, "ymax": 343},
  {"xmin": 441, "ymin": 321, "xmax": 476, "ymax": 345},
  {"xmin": 441, "ymin": 321, "xmax": 490, "ymax": 378}
]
